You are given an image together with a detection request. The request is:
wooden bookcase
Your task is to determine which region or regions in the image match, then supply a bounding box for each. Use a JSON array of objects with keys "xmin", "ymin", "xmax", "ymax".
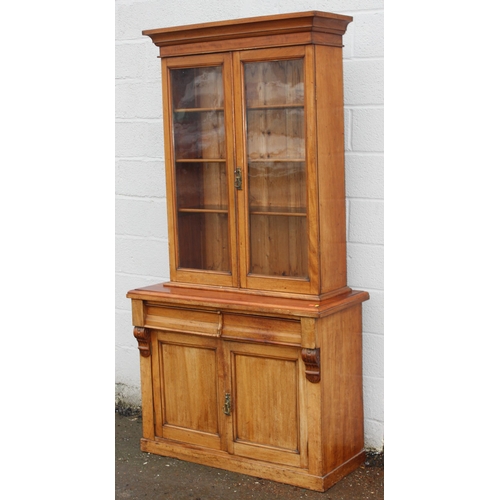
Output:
[{"xmin": 127, "ymin": 11, "xmax": 369, "ymax": 492}]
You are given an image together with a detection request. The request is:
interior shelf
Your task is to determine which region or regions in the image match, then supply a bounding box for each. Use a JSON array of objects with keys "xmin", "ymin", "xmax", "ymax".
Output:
[
  {"xmin": 178, "ymin": 207, "xmax": 229, "ymax": 213},
  {"xmin": 246, "ymin": 104, "xmax": 304, "ymax": 110},
  {"xmin": 176, "ymin": 159, "xmax": 226, "ymax": 163},
  {"xmin": 174, "ymin": 108, "xmax": 224, "ymax": 113},
  {"xmin": 248, "ymin": 158, "xmax": 305, "ymax": 163},
  {"xmin": 249, "ymin": 206, "xmax": 306, "ymax": 217}
]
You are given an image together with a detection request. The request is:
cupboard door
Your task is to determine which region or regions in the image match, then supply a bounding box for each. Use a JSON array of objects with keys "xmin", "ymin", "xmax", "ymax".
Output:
[
  {"xmin": 151, "ymin": 330, "xmax": 225, "ymax": 450},
  {"xmin": 225, "ymin": 341, "xmax": 308, "ymax": 468},
  {"xmin": 163, "ymin": 53, "xmax": 238, "ymax": 287},
  {"xmin": 234, "ymin": 47, "xmax": 318, "ymax": 294}
]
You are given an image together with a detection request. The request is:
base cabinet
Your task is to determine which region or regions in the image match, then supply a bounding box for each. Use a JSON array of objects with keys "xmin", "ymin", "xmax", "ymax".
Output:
[
  {"xmin": 152, "ymin": 331, "xmax": 307, "ymax": 467},
  {"xmin": 128, "ymin": 284, "xmax": 368, "ymax": 492}
]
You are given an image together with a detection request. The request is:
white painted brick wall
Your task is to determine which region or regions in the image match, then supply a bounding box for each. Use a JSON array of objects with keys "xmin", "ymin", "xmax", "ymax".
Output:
[
  {"xmin": 115, "ymin": 0, "xmax": 384, "ymax": 450},
  {"xmin": 116, "ymin": 160, "xmax": 166, "ymax": 198},
  {"xmin": 115, "ymin": 198, "xmax": 168, "ymax": 238},
  {"xmin": 349, "ymin": 200, "xmax": 384, "ymax": 245}
]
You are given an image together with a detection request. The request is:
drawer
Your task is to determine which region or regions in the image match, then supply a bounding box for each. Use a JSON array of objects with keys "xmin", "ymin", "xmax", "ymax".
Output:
[
  {"xmin": 222, "ymin": 313, "xmax": 301, "ymax": 346},
  {"xmin": 145, "ymin": 304, "xmax": 222, "ymax": 337}
]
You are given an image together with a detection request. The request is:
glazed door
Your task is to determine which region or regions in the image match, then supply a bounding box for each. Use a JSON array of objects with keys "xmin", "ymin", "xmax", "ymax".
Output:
[
  {"xmin": 151, "ymin": 330, "xmax": 226, "ymax": 451},
  {"xmin": 234, "ymin": 47, "xmax": 319, "ymax": 294},
  {"xmin": 163, "ymin": 53, "xmax": 238, "ymax": 287},
  {"xmin": 224, "ymin": 341, "xmax": 308, "ymax": 468}
]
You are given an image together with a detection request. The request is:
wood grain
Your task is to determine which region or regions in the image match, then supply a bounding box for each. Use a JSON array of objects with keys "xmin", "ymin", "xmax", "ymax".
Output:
[
  {"xmin": 227, "ymin": 341, "xmax": 305, "ymax": 468},
  {"xmin": 317, "ymin": 304, "xmax": 365, "ymax": 472},
  {"xmin": 138, "ymin": 330, "xmax": 155, "ymax": 440},
  {"xmin": 152, "ymin": 331, "xmax": 224, "ymax": 450},
  {"xmin": 315, "ymin": 44, "xmax": 348, "ymax": 293}
]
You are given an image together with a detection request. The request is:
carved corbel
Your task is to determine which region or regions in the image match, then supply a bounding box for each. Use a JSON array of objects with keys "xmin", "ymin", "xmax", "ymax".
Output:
[
  {"xmin": 301, "ymin": 348, "xmax": 320, "ymax": 383},
  {"xmin": 133, "ymin": 327, "xmax": 151, "ymax": 357}
]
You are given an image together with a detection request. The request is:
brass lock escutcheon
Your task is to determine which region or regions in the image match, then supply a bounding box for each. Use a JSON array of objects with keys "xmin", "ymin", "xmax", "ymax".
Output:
[
  {"xmin": 223, "ymin": 393, "xmax": 231, "ymax": 415},
  {"xmin": 234, "ymin": 168, "xmax": 242, "ymax": 190}
]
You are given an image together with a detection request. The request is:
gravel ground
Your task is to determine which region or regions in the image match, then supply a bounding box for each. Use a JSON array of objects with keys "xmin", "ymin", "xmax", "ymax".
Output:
[{"xmin": 116, "ymin": 413, "xmax": 383, "ymax": 499}]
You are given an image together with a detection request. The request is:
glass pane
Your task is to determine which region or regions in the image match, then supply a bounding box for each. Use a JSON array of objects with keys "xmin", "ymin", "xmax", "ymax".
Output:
[
  {"xmin": 176, "ymin": 162, "xmax": 228, "ymax": 211},
  {"xmin": 249, "ymin": 215, "xmax": 307, "ymax": 277},
  {"xmin": 244, "ymin": 60, "xmax": 304, "ymax": 107},
  {"xmin": 173, "ymin": 110, "xmax": 225, "ymax": 160},
  {"xmin": 244, "ymin": 59, "xmax": 307, "ymax": 279},
  {"xmin": 246, "ymin": 108, "xmax": 304, "ymax": 161},
  {"xmin": 249, "ymin": 161, "xmax": 305, "ymax": 213},
  {"xmin": 170, "ymin": 65, "xmax": 229, "ymax": 272},
  {"xmin": 171, "ymin": 67, "xmax": 224, "ymax": 109},
  {"xmin": 178, "ymin": 212, "xmax": 230, "ymax": 271}
]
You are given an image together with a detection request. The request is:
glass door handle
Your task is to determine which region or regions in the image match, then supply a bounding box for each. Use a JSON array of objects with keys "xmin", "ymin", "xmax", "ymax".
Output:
[
  {"xmin": 234, "ymin": 168, "xmax": 242, "ymax": 190},
  {"xmin": 223, "ymin": 393, "xmax": 231, "ymax": 415}
]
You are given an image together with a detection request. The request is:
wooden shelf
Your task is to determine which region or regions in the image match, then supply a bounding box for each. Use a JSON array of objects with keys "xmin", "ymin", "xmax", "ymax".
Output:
[
  {"xmin": 178, "ymin": 207, "xmax": 229, "ymax": 214},
  {"xmin": 250, "ymin": 206, "xmax": 306, "ymax": 217},
  {"xmin": 246, "ymin": 104, "xmax": 304, "ymax": 110},
  {"xmin": 248, "ymin": 158, "xmax": 305, "ymax": 163},
  {"xmin": 174, "ymin": 108, "xmax": 224, "ymax": 113},
  {"xmin": 176, "ymin": 158, "xmax": 226, "ymax": 163}
]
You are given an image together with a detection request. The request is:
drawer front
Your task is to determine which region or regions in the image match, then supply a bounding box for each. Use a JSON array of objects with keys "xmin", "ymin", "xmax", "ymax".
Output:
[
  {"xmin": 145, "ymin": 304, "xmax": 221, "ymax": 336},
  {"xmin": 222, "ymin": 313, "xmax": 301, "ymax": 345}
]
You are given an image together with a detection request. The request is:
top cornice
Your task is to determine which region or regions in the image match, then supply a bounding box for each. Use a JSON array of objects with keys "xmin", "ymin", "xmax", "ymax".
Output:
[{"xmin": 142, "ymin": 11, "xmax": 353, "ymax": 55}]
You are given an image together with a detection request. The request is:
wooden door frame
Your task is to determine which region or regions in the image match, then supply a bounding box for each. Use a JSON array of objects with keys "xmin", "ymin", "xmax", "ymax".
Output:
[
  {"xmin": 162, "ymin": 52, "xmax": 239, "ymax": 287},
  {"xmin": 232, "ymin": 46, "xmax": 320, "ymax": 295}
]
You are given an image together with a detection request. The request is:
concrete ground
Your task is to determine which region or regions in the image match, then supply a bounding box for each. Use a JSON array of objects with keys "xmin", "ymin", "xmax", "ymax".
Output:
[{"xmin": 116, "ymin": 412, "xmax": 384, "ymax": 499}]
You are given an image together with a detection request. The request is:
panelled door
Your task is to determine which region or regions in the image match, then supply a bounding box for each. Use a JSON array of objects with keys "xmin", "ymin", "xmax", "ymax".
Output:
[
  {"xmin": 162, "ymin": 48, "xmax": 318, "ymax": 294},
  {"xmin": 151, "ymin": 330, "xmax": 226, "ymax": 451},
  {"xmin": 151, "ymin": 329, "xmax": 308, "ymax": 468},
  {"xmin": 224, "ymin": 341, "xmax": 308, "ymax": 468}
]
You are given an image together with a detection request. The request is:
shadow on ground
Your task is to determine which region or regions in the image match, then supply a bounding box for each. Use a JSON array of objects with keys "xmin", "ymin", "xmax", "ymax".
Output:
[{"xmin": 116, "ymin": 412, "xmax": 383, "ymax": 499}]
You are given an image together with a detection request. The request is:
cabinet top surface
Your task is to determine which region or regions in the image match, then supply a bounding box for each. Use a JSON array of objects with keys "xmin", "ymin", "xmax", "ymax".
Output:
[
  {"xmin": 127, "ymin": 283, "xmax": 368, "ymax": 318},
  {"xmin": 142, "ymin": 11, "xmax": 353, "ymax": 48}
]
